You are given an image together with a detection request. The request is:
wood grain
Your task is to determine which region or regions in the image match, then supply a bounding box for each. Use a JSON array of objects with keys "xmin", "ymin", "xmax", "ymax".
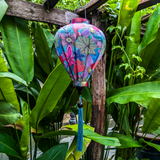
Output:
[
  {"xmin": 5, "ymin": 0, "xmax": 79, "ymax": 26},
  {"xmin": 137, "ymin": 0, "xmax": 160, "ymax": 11},
  {"xmin": 75, "ymin": 0, "xmax": 107, "ymax": 16},
  {"xmin": 87, "ymin": 10, "xmax": 106, "ymax": 160}
]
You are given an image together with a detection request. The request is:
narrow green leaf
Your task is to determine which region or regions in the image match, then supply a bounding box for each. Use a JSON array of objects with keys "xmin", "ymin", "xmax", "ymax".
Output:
[
  {"xmin": 37, "ymin": 143, "xmax": 68, "ymax": 160},
  {"xmin": 0, "ymin": 132, "xmax": 21, "ymax": 158},
  {"xmin": 0, "ymin": 0, "xmax": 8, "ymax": 21},
  {"xmin": 67, "ymin": 137, "xmax": 90, "ymax": 160},
  {"xmin": 106, "ymin": 82, "xmax": 160, "ymax": 107},
  {"xmin": 138, "ymin": 5, "xmax": 160, "ymax": 55},
  {"xmin": 140, "ymin": 138, "xmax": 160, "ymax": 152},
  {"xmin": 0, "ymin": 55, "xmax": 20, "ymax": 111},
  {"xmin": 108, "ymin": 132, "xmax": 142, "ymax": 148},
  {"xmin": 0, "ymin": 100, "xmax": 21, "ymax": 126},
  {"xmin": 30, "ymin": 63, "xmax": 71, "ymax": 129},
  {"xmin": 123, "ymin": 11, "xmax": 141, "ymax": 63},
  {"xmin": 0, "ymin": 16, "xmax": 34, "ymax": 83},
  {"xmin": 142, "ymin": 98, "xmax": 160, "ymax": 133},
  {"xmin": 118, "ymin": 0, "xmax": 140, "ymax": 31},
  {"xmin": 19, "ymin": 99, "xmax": 29, "ymax": 159},
  {"xmin": 0, "ymin": 72, "xmax": 28, "ymax": 86}
]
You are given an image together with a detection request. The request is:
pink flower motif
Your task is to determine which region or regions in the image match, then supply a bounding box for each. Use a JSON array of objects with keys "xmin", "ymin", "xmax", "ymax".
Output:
[
  {"xmin": 63, "ymin": 45, "xmax": 75, "ymax": 67},
  {"xmin": 97, "ymin": 41, "xmax": 102, "ymax": 48},
  {"xmin": 59, "ymin": 32, "xmax": 76, "ymax": 47}
]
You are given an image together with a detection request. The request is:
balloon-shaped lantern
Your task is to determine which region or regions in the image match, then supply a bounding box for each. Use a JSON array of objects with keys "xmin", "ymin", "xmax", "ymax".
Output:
[{"xmin": 55, "ymin": 18, "xmax": 106, "ymax": 151}]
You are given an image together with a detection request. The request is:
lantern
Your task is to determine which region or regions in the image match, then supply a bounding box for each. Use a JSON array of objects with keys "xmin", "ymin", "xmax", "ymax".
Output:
[{"xmin": 55, "ymin": 18, "xmax": 106, "ymax": 151}]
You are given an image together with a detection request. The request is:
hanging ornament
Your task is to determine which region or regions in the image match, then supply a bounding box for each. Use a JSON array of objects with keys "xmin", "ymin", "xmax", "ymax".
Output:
[{"xmin": 55, "ymin": 18, "xmax": 106, "ymax": 151}]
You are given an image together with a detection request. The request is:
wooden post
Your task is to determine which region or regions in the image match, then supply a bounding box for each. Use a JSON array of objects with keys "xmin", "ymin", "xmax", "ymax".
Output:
[{"xmin": 87, "ymin": 10, "xmax": 106, "ymax": 160}]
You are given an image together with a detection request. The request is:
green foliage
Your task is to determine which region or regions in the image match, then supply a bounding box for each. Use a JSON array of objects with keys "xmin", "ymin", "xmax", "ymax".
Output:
[
  {"xmin": 0, "ymin": 16, "xmax": 34, "ymax": 84},
  {"xmin": 30, "ymin": 63, "xmax": 71, "ymax": 129},
  {"xmin": 108, "ymin": 133, "xmax": 142, "ymax": 148},
  {"xmin": 19, "ymin": 99, "xmax": 29, "ymax": 159},
  {"xmin": 0, "ymin": 0, "xmax": 8, "ymax": 21},
  {"xmin": 0, "ymin": 101, "xmax": 21, "ymax": 126},
  {"xmin": 142, "ymin": 98, "xmax": 160, "ymax": 133},
  {"xmin": 37, "ymin": 143, "xmax": 68, "ymax": 160},
  {"xmin": 0, "ymin": 54, "xmax": 20, "ymax": 111},
  {"xmin": 0, "ymin": 132, "xmax": 21, "ymax": 158}
]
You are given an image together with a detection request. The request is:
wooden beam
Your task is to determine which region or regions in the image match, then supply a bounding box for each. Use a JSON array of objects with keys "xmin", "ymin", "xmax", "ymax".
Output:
[
  {"xmin": 5, "ymin": 0, "xmax": 79, "ymax": 26},
  {"xmin": 137, "ymin": 0, "xmax": 160, "ymax": 11},
  {"xmin": 141, "ymin": 13, "xmax": 151, "ymax": 23},
  {"xmin": 75, "ymin": 0, "xmax": 107, "ymax": 16},
  {"xmin": 141, "ymin": 25, "xmax": 146, "ymax": 36},
  {"xmin": 43, "ymin": 0, "xmax": 59, "ymax": 8}
]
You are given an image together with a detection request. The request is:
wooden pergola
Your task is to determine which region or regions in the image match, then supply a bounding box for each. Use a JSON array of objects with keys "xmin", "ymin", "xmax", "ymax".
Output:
[{"xmin": 4, "ymin": 0, "xmax": 160, "ymax": 159}]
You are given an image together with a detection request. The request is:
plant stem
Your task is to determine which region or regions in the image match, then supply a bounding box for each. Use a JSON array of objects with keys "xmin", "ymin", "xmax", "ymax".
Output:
[
  {"xmin": 26, "ymin": 86, "xmax": 32, "ymax": 160},
  {"xmin": 14, "ymin": 123, "xmax": 22, "ymax": 155}
]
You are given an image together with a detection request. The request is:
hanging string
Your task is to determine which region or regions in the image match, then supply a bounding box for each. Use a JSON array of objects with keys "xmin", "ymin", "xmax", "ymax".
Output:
[
  {"xmin": 77, "ymin": 95, "xmax": 83, "ymax": 151},
  {"xmin": 85, "ymin": 7, "xmax": 87, "ymax": 19}
]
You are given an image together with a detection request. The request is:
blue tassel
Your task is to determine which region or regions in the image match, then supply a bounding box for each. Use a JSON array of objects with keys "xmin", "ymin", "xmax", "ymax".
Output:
[{"xmin": 77, "ymin": 107, "xmax": 83, "ymax": 151}]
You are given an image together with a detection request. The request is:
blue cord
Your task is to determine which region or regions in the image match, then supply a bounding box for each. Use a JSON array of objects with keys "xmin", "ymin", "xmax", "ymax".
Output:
[{"xmin": 77, "ymin": 95, "xmax": 83, "ymax": 151}]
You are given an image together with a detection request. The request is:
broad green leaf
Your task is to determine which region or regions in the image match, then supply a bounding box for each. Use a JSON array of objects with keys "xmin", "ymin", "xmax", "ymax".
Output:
[
  {"xmin": 30, "ymin": 63, "xmax": 71, "ymax": 129},
  {"xmin": 0, "ymin": 100, "xmax": 21, "ymax": 126},
  {"xmin": 108, "ymin": 133, "xmax": 142, "ymax": 148},
  {"xmin": 0, "ymin": 16, "xmax": 34, "ymax": 83},
  {"xmin": 142, "ymin": 98, "xmax": 160, "ymax": 133},
  {"xmin": 123, "ymin": 11, "xmax": 141, "ymax": 63},
  {"xmin": 106, "ymin": 82, "xmax": 160, "ymax": 107},
  {"xmin": 36, "ymin": 128, "xmax": 120, "ymax": 147},
  {"xmin": 118, "ymin": 0, "xmax": 140, "ymax": 31},
  {"xmin": 81, "ymin": 87, "xmax": 92, "ymax": 102},
  {"xmin": 0, "ymin": 132, "xmax": 21, "ymax": 158},
  {"xmin": 140, "ymin": 28, "xmax": 160, "ymax": 75},
  {"xmin": 138, "ymin": 5, "xmax": 160, "ymax": 55},
  {"xmin": 37, "ymin": 143, "xmax": 68, "ymax": 160},
  {"xmin": 139, "ymin": 138, "xmax": 160, "ymax": 152},
  {"xmin": 0, "ymin": 72, "xmax": 27, "ymax": 86},
  {"xmin": 0, "ymin": 55, "xmax": 19, "ymax": 111},
  {"xmin": 33, "ymin": 23, "xmax": 53, "ymax": 75},
  {"xmin": 63, "ymin": 125, "xmax": 120, "ymax": 146},
  {"xmin": 19, "ymin": 99, "xmax": 29, "ymax": 159},
  {"xmin": 0, "ymin": 0, "xmax": 8, "ymax": 21},
  {"xmin": 83, "ymin": 129, "xmax": 120, "ymax": 147}
]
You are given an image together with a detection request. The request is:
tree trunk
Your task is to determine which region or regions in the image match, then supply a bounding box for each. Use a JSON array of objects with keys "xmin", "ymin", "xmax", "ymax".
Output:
[{"xmin": 87, "ymin": 10, "xmax": 107, "ymax": 160}]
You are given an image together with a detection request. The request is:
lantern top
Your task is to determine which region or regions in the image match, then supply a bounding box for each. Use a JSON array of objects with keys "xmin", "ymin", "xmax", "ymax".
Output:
[{"xmin": 70, "ymin": 18, "xmax": 90, "ymax": 24}]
